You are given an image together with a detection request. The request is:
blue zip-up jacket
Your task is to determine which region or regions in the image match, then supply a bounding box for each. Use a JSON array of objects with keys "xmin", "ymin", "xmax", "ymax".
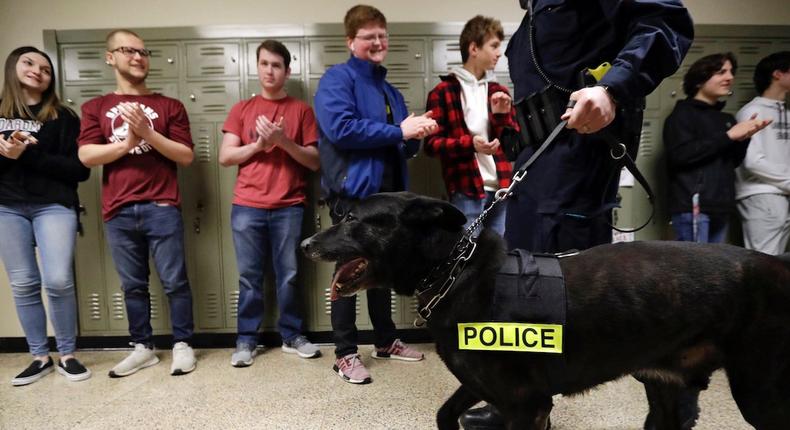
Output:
[{"xmin": 314, "ymin": 55, "xmax": 420, "ymax": 200}]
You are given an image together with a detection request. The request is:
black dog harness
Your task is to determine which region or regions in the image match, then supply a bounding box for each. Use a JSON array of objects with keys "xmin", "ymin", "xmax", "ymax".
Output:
[{"xmin": 490, "ymin": 250, "xmax": 567, "ymax": 328}]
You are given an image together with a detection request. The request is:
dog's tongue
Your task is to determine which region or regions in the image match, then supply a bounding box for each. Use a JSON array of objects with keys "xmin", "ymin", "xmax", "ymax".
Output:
[{"xmin": 330, "ymin": 257, "xmax": 366, "ymax": 301}]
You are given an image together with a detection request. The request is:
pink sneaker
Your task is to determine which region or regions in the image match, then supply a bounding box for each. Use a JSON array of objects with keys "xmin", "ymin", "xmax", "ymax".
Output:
[
  {"xmin": 372, "ymin": 339, "xmax": 425, "ymax": 362},
  {"xmin": 333, "ymin": 353, "xmax": 372, "ymax": 384}
]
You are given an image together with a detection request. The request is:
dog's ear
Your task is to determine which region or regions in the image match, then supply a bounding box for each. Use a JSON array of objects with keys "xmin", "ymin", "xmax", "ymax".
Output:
[{"xmin": 401, "ymin": 197, "xmax": 467, "ymax": 231}]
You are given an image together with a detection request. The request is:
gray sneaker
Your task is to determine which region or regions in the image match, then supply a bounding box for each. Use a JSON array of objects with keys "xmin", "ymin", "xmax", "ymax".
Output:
[
  {"xmin": 282, "ymin": 335, "xmax": 321, "ymax": 359},
  {"xmin": 231, "ymin": 343, "xmax": 258, "ymax": 368},
  {"xmin": 171, "ymin": 342, "xmax": 196, "ymax": 375},
  {"xmin": 109, "ymin": 343, "xmax": 159, "ymax": 378}
]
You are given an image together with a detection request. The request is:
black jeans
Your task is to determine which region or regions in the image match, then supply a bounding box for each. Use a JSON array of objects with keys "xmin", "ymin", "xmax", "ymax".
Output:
[{"xmin": 328, "ymin": 197, "xmax": 397, "ymax": 358}]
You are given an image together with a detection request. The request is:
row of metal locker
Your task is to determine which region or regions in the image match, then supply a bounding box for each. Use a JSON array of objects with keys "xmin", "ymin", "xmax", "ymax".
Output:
[{"xmin": 51, "ymin": 24, "xmax": 789, "ymax": 336}]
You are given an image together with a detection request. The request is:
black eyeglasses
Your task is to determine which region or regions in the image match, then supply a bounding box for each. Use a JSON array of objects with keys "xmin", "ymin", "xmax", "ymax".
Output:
[
  {"xmin": 110, "ymin": 46, "xmax": 152, "ymax": 57},
  {"xmin": 354, "ymin": 33, "xmax": 389, "ymax": 43}
]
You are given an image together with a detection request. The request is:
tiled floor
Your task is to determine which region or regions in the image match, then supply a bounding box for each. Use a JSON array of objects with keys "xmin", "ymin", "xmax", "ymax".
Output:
[{"xmin": 0, "ymin": 344, "xmax": 751, "ymax": 429}]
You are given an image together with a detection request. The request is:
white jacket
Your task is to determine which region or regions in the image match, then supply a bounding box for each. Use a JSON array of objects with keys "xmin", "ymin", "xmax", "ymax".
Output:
[{"xmin": 735, "ymin": 97, "xmax": 790, "ymax": 199}]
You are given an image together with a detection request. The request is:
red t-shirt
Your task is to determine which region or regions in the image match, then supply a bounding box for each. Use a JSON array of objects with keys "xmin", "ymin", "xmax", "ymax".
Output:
[
  {"xmin": 78, "ymin": 93, "xmax": 193, "ymax": 221},
  {"xmin": 222, "ymin": 96, "xmax": 318, "ymax": 209}
]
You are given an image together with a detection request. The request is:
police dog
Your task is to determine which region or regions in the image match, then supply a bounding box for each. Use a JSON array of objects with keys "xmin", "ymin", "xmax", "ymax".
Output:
[{"xmin": 301, "ymin": 192, "xmax": 790, "ymax": 430}]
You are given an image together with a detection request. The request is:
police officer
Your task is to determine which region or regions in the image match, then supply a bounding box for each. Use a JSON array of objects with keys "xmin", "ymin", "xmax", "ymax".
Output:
[{"xmin": 461, "ymin": 1, "xmax": 694, "ymax": 429}]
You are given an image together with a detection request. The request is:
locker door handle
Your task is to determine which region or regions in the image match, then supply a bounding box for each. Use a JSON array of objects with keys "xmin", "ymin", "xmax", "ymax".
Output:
[
  {"xmin": 414, "ymin": 53, "xmax": 422, "ymax": 59},
  {"xmin": 67, "ymin": 98, "xmax": 74, "ymax": 104},
  {"xmin": 167, "ymin": 58, "xmax": 174, "ymax": 64},
  {"xmin": 193, "ymin": 217, "xmax": 201, "ymax": 234},
  {"xmin": 190, "ymin": 94, "xmax": 196, "ymax": 101}
]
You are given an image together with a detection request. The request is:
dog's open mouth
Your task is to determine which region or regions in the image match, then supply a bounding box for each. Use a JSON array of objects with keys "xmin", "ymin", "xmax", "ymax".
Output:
[{"xmin": 331, "ymin": 257, "xmax": 369, "ymax": 300}]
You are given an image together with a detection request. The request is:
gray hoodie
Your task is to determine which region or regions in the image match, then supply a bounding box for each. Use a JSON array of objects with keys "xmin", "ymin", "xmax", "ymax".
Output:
[{"xmin": 735, "ymin": 96, "xmax": 790, "ymax": 199}]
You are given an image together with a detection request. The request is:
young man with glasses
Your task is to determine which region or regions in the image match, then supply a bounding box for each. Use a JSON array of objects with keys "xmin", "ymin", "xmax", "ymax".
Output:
[
  {"xmin": 314, "ymin": 4, "xmax": 437, "ymax": 385},
  {"xmin": 78, "ymin": 29, "xmax": 197, "ymax": 377},
  {"xmin": 219, "ymin": 40, "xmax": 321, "ymax": 367}
]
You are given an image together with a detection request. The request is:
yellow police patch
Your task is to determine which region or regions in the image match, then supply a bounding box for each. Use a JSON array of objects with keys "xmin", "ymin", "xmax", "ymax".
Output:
[{"xmin": 458, "ymin": 322, "xmax": 563, "ymax": 353}]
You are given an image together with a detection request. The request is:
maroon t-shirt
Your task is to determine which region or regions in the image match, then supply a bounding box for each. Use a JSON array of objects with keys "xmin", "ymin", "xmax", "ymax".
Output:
[{"xmin": 78, "ymin": 93, "xmax": 193, "ymax": 221}]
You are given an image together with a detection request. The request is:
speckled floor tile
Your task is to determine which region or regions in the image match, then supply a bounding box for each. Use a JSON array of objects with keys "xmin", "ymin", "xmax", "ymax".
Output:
[{"xmin": 0, "ymin": 344, "xmax": 752, "ymax": 429}]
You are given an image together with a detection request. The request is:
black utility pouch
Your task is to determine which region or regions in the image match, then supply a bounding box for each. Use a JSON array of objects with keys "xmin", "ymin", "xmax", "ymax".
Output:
[{"xmin": 502, "ymin": 85, "xmax": 569, "ymax": 161}]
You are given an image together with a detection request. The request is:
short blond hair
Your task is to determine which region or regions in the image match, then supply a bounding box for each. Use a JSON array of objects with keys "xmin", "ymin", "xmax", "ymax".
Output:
[{"xmin": 106, "ymin": 29, "xmax": 143, "ymax": 50}]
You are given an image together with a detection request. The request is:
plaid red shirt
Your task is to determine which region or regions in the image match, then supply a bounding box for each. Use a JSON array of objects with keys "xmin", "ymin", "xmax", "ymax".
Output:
[{"xmin": 424, "ymin": 75, "xmax": 517, "ymax": 199}]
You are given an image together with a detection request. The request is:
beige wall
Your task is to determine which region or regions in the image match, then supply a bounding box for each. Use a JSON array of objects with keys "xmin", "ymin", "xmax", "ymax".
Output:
[
  {"xmin": 1, "ymin": 0, "xmax": 790, "ymax": 338},
  {"xmin": 2, "ymin": 0, "xmax": 790, "ymax": 65}
]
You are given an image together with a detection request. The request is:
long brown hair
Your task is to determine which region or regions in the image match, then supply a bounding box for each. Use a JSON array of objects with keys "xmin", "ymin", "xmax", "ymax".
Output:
[{"xmin": 0, "ymin": 46, "xmax": 62, "ymax": 121}]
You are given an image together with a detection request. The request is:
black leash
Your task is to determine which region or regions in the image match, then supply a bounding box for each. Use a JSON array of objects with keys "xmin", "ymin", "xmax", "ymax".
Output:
[
  {"xmin": 414, "ymin": 101, "xmax": 656, "ymax": 326},
  {"xmin": 502, "ymin": 101, "xmax": 655, "ymax": 233}
]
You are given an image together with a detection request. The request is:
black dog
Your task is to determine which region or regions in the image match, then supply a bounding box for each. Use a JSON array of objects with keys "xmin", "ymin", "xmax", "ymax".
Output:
[{"xmin": 301, "ymin": 192, "xmax": 790, "ymax": 430}]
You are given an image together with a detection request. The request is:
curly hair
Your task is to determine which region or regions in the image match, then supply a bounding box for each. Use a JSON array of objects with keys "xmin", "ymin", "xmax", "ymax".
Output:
[{"xmin": 682, "ymin": 52, "xmax": 738, "ymax": 98}]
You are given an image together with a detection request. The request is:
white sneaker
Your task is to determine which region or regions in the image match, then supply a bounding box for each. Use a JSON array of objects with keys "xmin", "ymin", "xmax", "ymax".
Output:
[
  {"xmin": 171, "ymin": 342, "xmax": 196, "ymax": 376},
  {"xmin": 109, "ymin": 343, "xmax": 159, "ymax": 378}
]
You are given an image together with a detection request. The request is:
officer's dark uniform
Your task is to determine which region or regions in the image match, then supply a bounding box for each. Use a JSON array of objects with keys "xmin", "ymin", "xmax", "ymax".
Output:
[
  {"xmin": 504, "ymin": 0, "xmax": 694, "ymax": 253},
  {"xmin": 461, "ymin": 1, "xmax": 695, "ymax": 429}
]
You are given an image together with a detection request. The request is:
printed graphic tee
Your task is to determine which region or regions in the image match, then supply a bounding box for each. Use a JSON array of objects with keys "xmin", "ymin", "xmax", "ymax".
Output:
[{"xmin": 78, "ymin": 93, "xmax": 193, "ymax": 221}]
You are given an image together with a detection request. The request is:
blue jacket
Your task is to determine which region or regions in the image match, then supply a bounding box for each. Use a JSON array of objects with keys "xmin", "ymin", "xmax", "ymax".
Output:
[{"xmin": 314, "ymin": 55, "xmax": 420, "ymax": 200}]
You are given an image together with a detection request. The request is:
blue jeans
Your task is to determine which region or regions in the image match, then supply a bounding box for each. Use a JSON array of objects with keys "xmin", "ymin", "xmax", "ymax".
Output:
[
  {"xmin": 0, "ymin": 203, "xmax": 78, "ymax": 356},
  {"xmin": 231, "ymin": 204, "xmax": 305, "ymax": 347},
  {"xmin": 450, "ymin": 191, "xmax": 506, "ymax": 236},
  {"xmin": 671, "ymin": 212, "xmax": 728, "ymax": 243},
  {"xmin": 104, "ymin": 203, "xmax": 194, "ymax": 345}
]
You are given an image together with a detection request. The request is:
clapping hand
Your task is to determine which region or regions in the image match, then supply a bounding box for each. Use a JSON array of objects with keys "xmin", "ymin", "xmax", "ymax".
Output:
[
  {"xmin": 727, "ymin": 113, "xmax": 773, "ymax": 141},
  {"xmin": 255, "ymin": 115, "xmax": 286, "ymax": 152},
  {"xmin": 401, "ymin": 111, "xmax": 438, "ymax": 140},
  {"xmin": 490, "ymin": 91, "xmax": 512, "ymax": 114},
  {"xmin": 118, "ymin": 102, "xmax": 152, "ymax": 141},
  {"xmin": 0, "ymin": 131, "xmax": 37, "ymax": 159},
  {"xmin": 473, "ymin": 135, "xmax": 500, "ymax": 155}
]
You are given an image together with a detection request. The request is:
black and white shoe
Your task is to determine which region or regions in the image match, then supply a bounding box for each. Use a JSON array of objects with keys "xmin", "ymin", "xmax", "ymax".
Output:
[
  {"xmin": 11, "ymin": 358, "xmax": 54, "ymax": 386},
  {"xmin": 57, "ymin": 358, "xmax": 91, "ymax": 382}
]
